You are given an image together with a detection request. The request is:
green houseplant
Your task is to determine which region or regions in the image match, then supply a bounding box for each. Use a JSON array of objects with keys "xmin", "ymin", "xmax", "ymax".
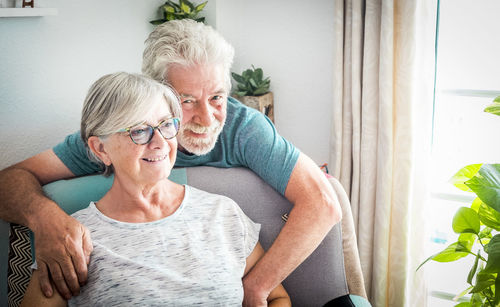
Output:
[
  {"xmin": 418, "ymin": 96, "xmax": 500, "ymax": 306},
  {"xmin": 150, "ymin": 0, "xmax": 207, "ymax": 25},
  {"xmin": 231, "ymin": 65, "xmax": 274, "ymax": 122}
]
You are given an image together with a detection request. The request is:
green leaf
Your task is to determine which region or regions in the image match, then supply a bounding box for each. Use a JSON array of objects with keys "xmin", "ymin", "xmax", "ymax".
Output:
[
  {"xmin": 468, "ymin": 251, "xmax": 481, "ymax": 284},
  {"xmin": 495, "ymin": 273, "xmax": 500, "ymax": 305},
  {"xmin": 459, "ymin": 233, "xmax": 476, "ymax": 251},
  {"xmin": 479, "ymin": 202, "xmax": 500, "ymax": 230},
  {"xmin": 163, "ymin": 4, "xmax": 175, "ymax": 13},
  {"xmin": 166, "ymin": 11, "xmax": 176, "ymax": 20},
  {"xmin": 249, "ymin": 78, "xmax": 258, "ymax": 88},
  {"xmin": 471, "ymin": 292, "xmax": 486, "ymax": 305},
  {"xmin": 454, "ymin": 302, "xmax": 471, "ymax": 307},
  {"xmin": 453, "ymin": 207, "xmax": 480, "ymax": 234},
  {"xmin": 242, "ymin": 69, "xmax": 253, "ymax": 79},
  {"xmin": 195, "ymin": 1, "xmax": 207, "ymax": 12},
  {"xmin": 433, "ymin": 242, "xmax": 470, "ymax": 262},
  {"xmin": 166, "ymin": 0, "xmax": 180, "ymax": 10},
  {"xmin": 484, "ymin": 96, "xmax": 500, "ymax": 116},
  {"xmin": 254, "ymin": 68, "xmax": 263, "ymax": 81},
  {"xmin": 234, "ymin": 91, "xmax": 247, "ymax": 97},
  {"xmin": 195, "ymin": 17, "xmax": 205, "ymax": 23},
  {"xmin": 450, "ymin": 164, "xmax": 483, "ymax": 192},
  {"xmin": 253, "ymin": 87, "xmax": 268, "ymax": 96},
  {"xmin": 455, "ymin": 286, "xmax": 473, "ymax": 301},
  {"xmin": 466, "ymin": 164, "xmax": 500, "ymax": 211},
  {"xmin": 471, "ymin": 197, "xmax": 482, "ymax": 212},
  {"xmin": 484, "ymin": 234, "xmax": 500, "ymax": 273},
  {"xmin": 416, "ymin": 241, "xmax": 469, "ymax": 271},
  {"xmin": 231, "ymin": 72, "xmax": 246, "ymax": 84},
  {"xmin": 150, "ymin": 19, "xmax": 166, "ymax": 25},
  {"xmin": 479, "ymin": 227, "xmax": 493, "ymax": 239},
  {"xmin": 471, "ymin": 271, "xmax": 496, "ymax": 292},
  {"xmin": 180, "ymin": 0, "xmax": 191, "ymax": 13}
]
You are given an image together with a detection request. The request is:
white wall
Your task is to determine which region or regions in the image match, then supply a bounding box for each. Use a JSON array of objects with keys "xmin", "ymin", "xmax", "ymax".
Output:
[
  {"xmin": 215, "ymin": 0, "xmax": 335, "ymax": 164},
  {"xmin": 0, "ymin": 0, "xmax": 334, "ymax": 301}
]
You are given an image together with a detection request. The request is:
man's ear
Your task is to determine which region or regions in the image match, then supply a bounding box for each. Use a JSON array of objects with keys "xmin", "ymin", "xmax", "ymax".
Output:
[{"xmin": 87, "ymin": 136, "xmax": 112, "ymax": 166}]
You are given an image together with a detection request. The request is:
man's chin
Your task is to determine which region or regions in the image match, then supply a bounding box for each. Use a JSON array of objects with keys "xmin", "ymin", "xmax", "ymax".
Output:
[{"xmin": 178, "ymin": 139, "xmax": 216, "ymax": 156}]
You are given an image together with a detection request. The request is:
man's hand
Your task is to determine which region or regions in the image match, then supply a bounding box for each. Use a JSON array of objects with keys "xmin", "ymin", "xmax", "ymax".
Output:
[
  {"xmin": 242, "ymin": 279, "xmax": 270, "ymax": 307},
  {"xmin": 33, "ymin": 209, "xmax": 93, "ymax": 300},
  {"xmin": 0, "ymin": 150, "xmax": 92, "ymax": 299}
]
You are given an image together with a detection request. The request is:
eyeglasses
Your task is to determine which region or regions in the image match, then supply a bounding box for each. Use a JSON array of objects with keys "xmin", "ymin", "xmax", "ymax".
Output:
[{"xmin": 119, "ymin": 117, "xmax": 180, "ymax": 145}]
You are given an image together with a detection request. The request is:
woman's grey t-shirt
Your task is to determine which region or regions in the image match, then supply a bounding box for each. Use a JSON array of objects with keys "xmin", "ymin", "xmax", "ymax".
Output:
[{"xmin": 69, "ymin": 185, "xmax": 260, "ymax": 306}]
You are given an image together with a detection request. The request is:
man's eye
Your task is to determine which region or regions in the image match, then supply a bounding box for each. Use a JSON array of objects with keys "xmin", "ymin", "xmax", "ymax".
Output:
[
  {"xmin": 211, "ymin": 96, "xmax": 224, "ymax": 105},
  {"xmin": 182, "ymin": 99, "xmax": 194, "ymax": 104}
]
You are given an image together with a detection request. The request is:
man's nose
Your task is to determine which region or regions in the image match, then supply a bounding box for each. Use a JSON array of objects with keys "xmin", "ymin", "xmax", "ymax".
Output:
[{"xmin": 193, "ymin": 101, "xmax": 214, "ymax": 126}]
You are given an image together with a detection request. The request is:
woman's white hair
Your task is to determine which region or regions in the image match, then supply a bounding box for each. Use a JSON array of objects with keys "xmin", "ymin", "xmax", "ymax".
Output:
[
  {"xmin": 80, "ymin": 72, "xmax": 181, "ymax": 176},
  {"xmin": 142, "ymin": 19, "xmax": 235, "ymax": 91}
]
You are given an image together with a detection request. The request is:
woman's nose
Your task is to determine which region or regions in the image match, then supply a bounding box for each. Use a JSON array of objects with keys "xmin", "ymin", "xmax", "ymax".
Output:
[{"xmin": 148, "ymin": 129, "xmax": 167, "ymax": 148}]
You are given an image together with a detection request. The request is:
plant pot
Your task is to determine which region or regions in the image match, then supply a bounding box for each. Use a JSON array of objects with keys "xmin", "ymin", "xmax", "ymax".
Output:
[{"xmin": 233, "ymin": 92, "xmax": 274, "ymax": 123}]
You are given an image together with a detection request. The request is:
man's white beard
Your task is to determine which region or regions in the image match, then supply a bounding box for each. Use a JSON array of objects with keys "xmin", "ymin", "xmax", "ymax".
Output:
[{"xmin": 177, "ymin": 119, "xmax": 224, "ymax": 156}]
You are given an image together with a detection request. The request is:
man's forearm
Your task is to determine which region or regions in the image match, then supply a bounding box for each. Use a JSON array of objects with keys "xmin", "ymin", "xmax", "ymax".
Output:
[
  {"xmin": 0, "ymin": 167, "xmax": 61, "ymax": 228},
  {"xmin": 243, "ymin": 195, "xmax": 341, "ymax": 296},
  {"xmin": 242, "ymin": 154, "xmax": 343, "ymax": 301}
]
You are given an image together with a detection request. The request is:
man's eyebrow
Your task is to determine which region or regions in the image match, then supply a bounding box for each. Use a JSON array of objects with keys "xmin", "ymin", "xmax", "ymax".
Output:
[
  {"xmin": 214, "ymin": 89, "xmax": 227, "ymax": 95},
  {"xmin": 179, "ymin": 90, "xmax": 227, "ymax": 98}
]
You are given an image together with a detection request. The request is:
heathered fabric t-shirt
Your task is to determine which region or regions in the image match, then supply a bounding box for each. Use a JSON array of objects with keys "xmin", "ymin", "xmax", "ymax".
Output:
[
  {"xmin": 53, "ymin": 97, "xmax": 300, "ymax": 195},
  {"xmin": 68, "ymin": 185, "xmax": 260, "ymax": 307}
]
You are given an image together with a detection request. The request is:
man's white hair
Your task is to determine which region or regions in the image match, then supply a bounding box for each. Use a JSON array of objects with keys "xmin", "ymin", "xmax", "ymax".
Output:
[{"xmin": 142, "ymin": 19, "xmax": 235, "ymax": 91}]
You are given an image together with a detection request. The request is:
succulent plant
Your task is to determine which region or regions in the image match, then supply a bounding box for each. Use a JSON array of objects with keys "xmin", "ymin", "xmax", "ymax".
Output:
[
  {"xmin": 231, "ymin": 65, "xmax": 271, "ymax": 97},
  {"xmin": 150, "ymin": 0, "xmax": 207, "ymax": 25}
]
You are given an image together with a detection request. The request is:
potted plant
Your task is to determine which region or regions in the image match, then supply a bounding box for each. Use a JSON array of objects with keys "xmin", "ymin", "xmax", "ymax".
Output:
[
  {"xmin": 418, "ymin": 96, "xmax": 500, "ymax": 306},
  {"xmin": 231, "ymin": 65, "xmax": 274, "ymax": 123},
  {"xmin": 150, "ymin": 0, "xmax": 207, "ymax": 25}
]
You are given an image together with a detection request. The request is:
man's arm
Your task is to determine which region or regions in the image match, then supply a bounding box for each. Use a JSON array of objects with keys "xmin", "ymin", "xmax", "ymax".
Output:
[
  {"xmin": 0, "ymin": 149, "xmax": 93, "ymax": 299},
  {"xmin": 244, "ymin": 242, "xmax": 291, "ymax": 307},
  {"xmin": 242, "ymin": 153, "xmax": 342, "ymax": 306}
]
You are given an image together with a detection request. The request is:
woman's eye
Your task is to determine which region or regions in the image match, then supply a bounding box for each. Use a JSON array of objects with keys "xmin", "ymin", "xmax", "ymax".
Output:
[{"xmin": 130, "ymin": 128, "xmax": 148, "ymax": 137}]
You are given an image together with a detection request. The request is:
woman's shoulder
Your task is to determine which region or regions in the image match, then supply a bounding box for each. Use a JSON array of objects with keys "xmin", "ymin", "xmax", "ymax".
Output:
[
  {"xmin": 184, "ymin": 185, "xmax": 241, "ymax": 216},
  {"xmin": 185, "ymin": 185, "xmax": 234, "ymax": 204}
]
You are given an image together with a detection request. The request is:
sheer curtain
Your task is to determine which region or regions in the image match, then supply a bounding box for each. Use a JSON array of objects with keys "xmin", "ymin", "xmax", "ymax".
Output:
[{"xmin": 330, "ymin": 0, "xmax": 437, "ymax": 306}]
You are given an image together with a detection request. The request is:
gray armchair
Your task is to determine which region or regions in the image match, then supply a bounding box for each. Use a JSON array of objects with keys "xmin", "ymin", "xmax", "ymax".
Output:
[{"xmin": 7, "ymin": 166, "xmax": 369, "ymax": 306}]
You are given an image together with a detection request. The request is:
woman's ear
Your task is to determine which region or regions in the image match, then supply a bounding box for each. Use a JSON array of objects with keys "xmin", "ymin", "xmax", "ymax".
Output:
[{"xmin": 87, "ymin": 136, "xmax": 112, "ymax": 166}]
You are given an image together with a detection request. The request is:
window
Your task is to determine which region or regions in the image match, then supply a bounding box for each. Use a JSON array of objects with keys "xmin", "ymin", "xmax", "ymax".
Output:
[{"xmin": 425, "ymin": 0, "xmax": 500, "ymax": 306}]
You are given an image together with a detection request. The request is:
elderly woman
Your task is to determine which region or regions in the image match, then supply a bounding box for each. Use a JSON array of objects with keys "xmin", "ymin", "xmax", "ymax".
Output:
[{"xmin": 21, "ymin": 72, "xmax": 290, "ymax": 306}]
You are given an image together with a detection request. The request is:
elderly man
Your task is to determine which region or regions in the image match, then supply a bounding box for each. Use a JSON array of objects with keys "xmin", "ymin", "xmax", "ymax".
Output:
[{"xmin": 0, "ymin": 20, "xmax": 342, "ymax": 306}]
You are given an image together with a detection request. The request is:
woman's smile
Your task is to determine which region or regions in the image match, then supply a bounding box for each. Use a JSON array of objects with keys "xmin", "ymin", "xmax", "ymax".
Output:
[{"xmin": 142, "ymin": 154, "xmax": 169, "ymax": 163}]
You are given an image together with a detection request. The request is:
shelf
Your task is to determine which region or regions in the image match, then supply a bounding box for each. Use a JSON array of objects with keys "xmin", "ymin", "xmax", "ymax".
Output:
[{"xmin": 0, "ymin": 8, "xmax": 58, "ymax": 17}]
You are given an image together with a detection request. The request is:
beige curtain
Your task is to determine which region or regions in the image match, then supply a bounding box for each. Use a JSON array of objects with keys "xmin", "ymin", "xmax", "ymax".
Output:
[{"xmin": 331, "ymin": 0, "xmax": 437, "ymax": 306}]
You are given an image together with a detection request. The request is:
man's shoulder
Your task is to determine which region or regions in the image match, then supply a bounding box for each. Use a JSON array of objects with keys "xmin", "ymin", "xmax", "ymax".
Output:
[{"xmin": 224, "ymin": 97, "xmax": 269, "ymax": 132}]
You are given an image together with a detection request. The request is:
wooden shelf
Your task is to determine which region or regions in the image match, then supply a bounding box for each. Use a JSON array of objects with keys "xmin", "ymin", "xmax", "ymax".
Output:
[{"xmin": 0, "ymin": 8, "xmax": 58, "ymax": 17}]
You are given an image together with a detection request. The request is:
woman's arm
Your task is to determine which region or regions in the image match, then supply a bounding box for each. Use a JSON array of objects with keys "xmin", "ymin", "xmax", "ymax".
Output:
[
  {"xmin": 244, "ymin": 242, "xmax": 291, "ymax": 307},
  {"xmin": 21, "ymin": 270, "xmax": 67, "ymax": 307}
]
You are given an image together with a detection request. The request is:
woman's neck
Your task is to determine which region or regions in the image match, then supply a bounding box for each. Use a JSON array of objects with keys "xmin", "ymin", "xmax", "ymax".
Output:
[{"xmin": 95, "ymin": 177, "xmax": 185, "ymax": 223}]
